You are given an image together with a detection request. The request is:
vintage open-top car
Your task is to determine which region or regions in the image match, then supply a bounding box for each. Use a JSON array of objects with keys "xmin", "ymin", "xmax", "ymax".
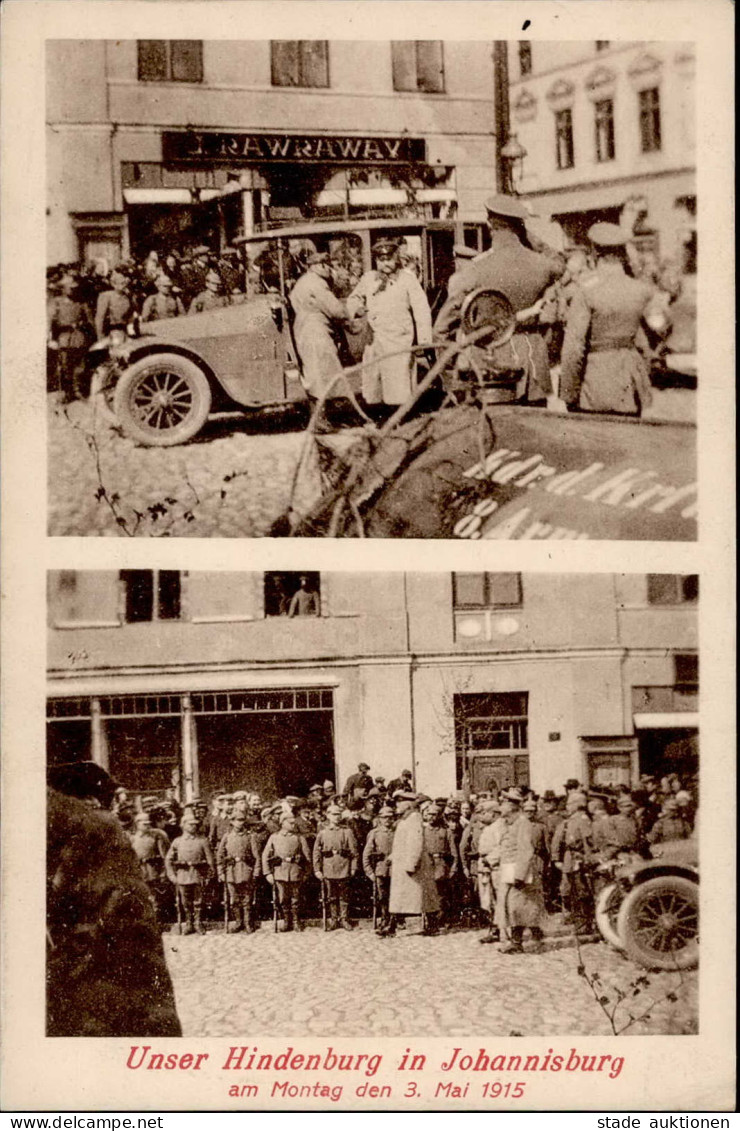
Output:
[
  {"xmin": 88, "ymin": 216, "xmax": 487, "ymax": 447},
  {"xmin": 594, "ymin": 838, "xmax": 698, "ymax": 970}
]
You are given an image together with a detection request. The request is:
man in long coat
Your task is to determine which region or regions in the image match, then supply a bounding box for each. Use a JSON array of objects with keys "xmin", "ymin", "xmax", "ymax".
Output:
[
  {"xmin": 387, "ymin": 793, "xmax": 440, "ymax": 935},
  {"xmin": 289, "ymin": 251, "xmax": 347, "ymax": 400},
  {"xmin": 434, "ymin": 194, "xmax": 564, "ymax": 403},
  {"xmin": 495, "ymin": 788, "xmax": 547, "ymax": 954},
  {"xmin": 559, "ymin": 222, "xmax": 667, "ymax": 416},
  {"xmin": 347, "ymin": 238, "xmax": 433, "ymax": 409}
]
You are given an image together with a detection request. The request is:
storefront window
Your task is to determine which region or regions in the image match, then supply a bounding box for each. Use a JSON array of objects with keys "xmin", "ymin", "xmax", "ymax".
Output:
[
  {"xmin": 555, "ymin": 108, "xmax": 575, "ymax": 169},
  {"xmin": 264, "ymin": 571, "xmax": 321, "ymax": 617},
  {"xmin": 137, "ymin": 41, "xmax": 203, "ymax": 83},
  {"xmin": 639, "ymin": 87, "xmax": 661, "ymax": 152},
  {"xmin": 391, "ymin": 42, "xmax": 445, "ymax": 93},
  {"xmin": 595, "ymin": 99, "xmax": 615, "ymax": 162},
  {"xmin": 271, "ymin": 41, "xmax": 329, "ymax": 88}
]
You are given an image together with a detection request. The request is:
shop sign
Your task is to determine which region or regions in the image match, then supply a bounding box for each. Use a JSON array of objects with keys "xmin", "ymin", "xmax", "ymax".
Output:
[{"xmin": 163, "ymin": 131, "xmax": 426, "ymax": 165}]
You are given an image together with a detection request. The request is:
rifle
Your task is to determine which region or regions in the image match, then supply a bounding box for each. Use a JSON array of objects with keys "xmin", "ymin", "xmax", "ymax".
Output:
[
  {"xmin": 371, "ymin": 876, "xmax": 378, "ymax": 932},
  {"xmin": 223, "ymin": 879, "xmax": 230, "ymax": 933},
  {"xmin": 271, "ymin": 874, "xmax": 280, "ymax": 933},
  {"xmin": 320, "ymin": 877, "xmax": 328, "ymax": 931},
  {"xmin": 175, "ymin": 882, "xmax": 183, "ymax": 935}
]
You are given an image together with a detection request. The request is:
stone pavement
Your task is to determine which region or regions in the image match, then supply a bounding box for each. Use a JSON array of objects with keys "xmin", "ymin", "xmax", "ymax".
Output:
[
  {"xmin": 163, "ymin": 919, "xmax": 698, "ymax": 1039},
  {"xmin": 47, "ymin": 389, "xmax": 696, "ymax": 538}
]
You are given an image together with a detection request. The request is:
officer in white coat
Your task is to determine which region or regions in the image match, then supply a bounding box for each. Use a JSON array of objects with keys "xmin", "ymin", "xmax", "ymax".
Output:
[{"xmin": 347, "ymin": 237, "xmax": 433, "ymax": 410}]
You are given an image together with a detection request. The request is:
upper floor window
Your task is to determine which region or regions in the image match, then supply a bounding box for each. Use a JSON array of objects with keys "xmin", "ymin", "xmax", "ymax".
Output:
[
  {"xmin": 555, "ymin": 108, "xmax": 575, "ymax": 169},
  {"xmin": 137, "ymin": 41, "xmax": 203, "ymax": 83},
  {"xmin": 674, "ymin": 653, "xmax": 699, "ymax": 689},
  {"xmin": 595, "ymin": 98, "xmax": 616, "ymax": 162},
  {"xmin": 639, "ymin": 86, "xmax": 661, "ymax": 152},
  {"xmin": 264, "ymin": 571, "xmax": 321, "ymax": 617},
  {"xmin": 518, "ymin": 41, "xmax": 532, "ymax": 77},
  {"xmin": 646, "ymin": 574, "xmax": 698, "ymax": 605},
  {"xmin": 453, "ymin": 573, "xmax": 523, "ymax": 609},
  {"xmin": 391, "ymin": 41, "xmax": 445, "ymax": 93},
  {"xmin": 121, "ymin": 570, "xmax": 181, "ymax": 623},
  {"xmin": 595, "ymin": 41, "xmax": 610, "ymax": 52},
  {"xmin": 271, "ymin": 41, "xmax": 329, "ymax": 88}
]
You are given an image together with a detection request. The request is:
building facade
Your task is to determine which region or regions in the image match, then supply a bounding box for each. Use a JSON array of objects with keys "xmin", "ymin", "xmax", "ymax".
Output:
[
  {"xmin": 47, "ymin": 39, "xmax": 501, "ymax": 266},
  {"xmin": 507, "ymin": 40, "xmax": 696, "ymax": 267},
  {"xmin": 47, "ymin": 571, "xmax": 698, "ymax": 801}
]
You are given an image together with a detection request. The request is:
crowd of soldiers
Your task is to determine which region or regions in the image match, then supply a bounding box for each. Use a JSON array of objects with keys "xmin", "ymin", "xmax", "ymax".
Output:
[{"xmin": 118, "ymin": 762, "xmax": 697, "ymax": 953}]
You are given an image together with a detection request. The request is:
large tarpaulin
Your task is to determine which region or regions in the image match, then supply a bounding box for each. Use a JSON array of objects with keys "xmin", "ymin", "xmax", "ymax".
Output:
[{"xmin": 288, "ymin": 404, "xmax": 696, "ymax": 541}]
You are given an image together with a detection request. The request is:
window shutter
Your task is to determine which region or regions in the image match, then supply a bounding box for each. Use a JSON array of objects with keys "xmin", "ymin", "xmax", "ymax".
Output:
[
  {"xmin": 391, "ymin": 41, "xmax": 417, "ymax": 92},
  {"xmin": 171, "ymin": 41, "xmax": 203, "ymax": 83},
  {"xmin": 271, "ymin": 41, "xmax": 301, "ymax": 86},
  {"xmin": 301, "ymin": 41, "xmax": 329, "ymax": 87},
  {"xmin": 416, "ymin": 41, "xmax": 444, "ymax": 93},
  {"xmin": 138, "ymin": 41, "xmax": 168, "ymax": 82}
]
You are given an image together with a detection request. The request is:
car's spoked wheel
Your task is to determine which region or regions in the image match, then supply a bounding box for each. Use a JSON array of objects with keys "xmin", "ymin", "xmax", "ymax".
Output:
[
  {"xmin": 617, "ymin": 876, "xmax": 699, "ymax": 970},
  {"xmin": 133, "ymin": 370, "xmax": 197, "ymax": 431},
  {"xmin": 114, "ymin": 353, "xmax": 211, "ymax": 446}
]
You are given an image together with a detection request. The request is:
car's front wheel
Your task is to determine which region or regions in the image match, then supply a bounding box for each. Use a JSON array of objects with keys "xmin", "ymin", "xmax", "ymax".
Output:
[
  {"xmin": 595, "ymin": 882, "xmax": 625, "ymax": 950},
  {"xmin": 617, "ymin": 875, "xmax": 698, "ymax": 970},
  {"xmin": 89, "ymin": 363, "xmax": 119, "ymax": 425},
  {"xmin": 114, "ymin": 353, "xmax": 212, "ymax": 446}
]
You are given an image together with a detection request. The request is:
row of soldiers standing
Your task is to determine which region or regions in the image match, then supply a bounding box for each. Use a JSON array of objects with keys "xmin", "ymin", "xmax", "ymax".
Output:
[{"xmin": 124, "ymin": 773, "xmax": 694, "ymax": 948}]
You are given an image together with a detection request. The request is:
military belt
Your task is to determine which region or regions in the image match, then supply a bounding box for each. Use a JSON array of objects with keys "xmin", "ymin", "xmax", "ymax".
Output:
[
  {"xmin": 322, "ymin": 849, "xmax": 349, "ymax": 858},
  {"xmin": 589, "ymin": 338, "xmax": 635, "ymax": 353}
]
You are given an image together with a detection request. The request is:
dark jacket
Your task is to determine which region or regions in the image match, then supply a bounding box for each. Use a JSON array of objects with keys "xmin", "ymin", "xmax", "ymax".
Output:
[{"xmin": 47, "ymin": 789, "xmax": 181, "ymax": 1037}]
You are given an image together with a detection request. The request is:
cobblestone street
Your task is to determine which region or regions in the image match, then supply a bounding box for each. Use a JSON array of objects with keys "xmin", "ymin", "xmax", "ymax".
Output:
[
  {"xmin": 163, "ymin": 920, "xmax": 698, "ymax": 1039},
  {"xmin": 48, "ymin": 389, "xmax": 696, "ymax": 537}
]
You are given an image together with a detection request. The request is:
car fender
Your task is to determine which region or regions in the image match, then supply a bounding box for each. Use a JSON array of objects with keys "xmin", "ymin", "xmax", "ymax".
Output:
[{"xmin": 112, "ymin": 338, "xmax": 223, "ymax": 398}]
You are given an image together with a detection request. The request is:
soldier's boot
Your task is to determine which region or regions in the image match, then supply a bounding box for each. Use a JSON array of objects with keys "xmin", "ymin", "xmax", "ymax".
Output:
[
  {"xmin": 378, "ymin": 915, "xmax": 397, "ymax": 938},
  {"xmin": 228, "ymin": 907, "xmax": 244, "ymax": 934},
  {"xmin": 182, "ymin": 904, "xmax": 195, "ymax": 936},
  {"xmin": 242, "ymin": 900, "xmax": 255, "ymax": 934},
  {"xmin": 339, "ymin": 897, "xmax": 354, "ymax": 931},
  {"xmin": 479, "ymin": 912, "xmax": 500, "ymax": 944},
  {"xmin": 194, "ymin": 906, "xmax": 206, "ymax": 935},
  {"xmin": 528, "ymin": 927, "xmax": 545, "ymax": 954},
  {"xmin": 500, "ymin": 927, "xmax": 525, "ymax": 954}
]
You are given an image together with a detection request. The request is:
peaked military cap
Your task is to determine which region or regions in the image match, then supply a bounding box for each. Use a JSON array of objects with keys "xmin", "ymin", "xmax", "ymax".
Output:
[
  {"xmin": 588, "ymin": 222, "xmax": 628, "ymax": 248},
  {"xmin": 484, "ymin": 194, "xmax": 529, "ymax": 221}
]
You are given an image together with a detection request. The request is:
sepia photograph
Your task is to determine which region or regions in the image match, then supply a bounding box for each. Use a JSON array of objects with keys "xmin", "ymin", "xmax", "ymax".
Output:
[
  {"xmin": 47, "ymin": 570, "xmax": 699, "ymax": 1039},
  {"xmin": 45, "ymin": 37, "xmax": 697, "ymax": 540}
]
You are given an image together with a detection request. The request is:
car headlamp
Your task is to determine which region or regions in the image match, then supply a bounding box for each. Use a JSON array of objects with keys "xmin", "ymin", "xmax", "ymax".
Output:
[{"xmin": 109, "ymin": 328, "xmax": 127, "ymax": 348}]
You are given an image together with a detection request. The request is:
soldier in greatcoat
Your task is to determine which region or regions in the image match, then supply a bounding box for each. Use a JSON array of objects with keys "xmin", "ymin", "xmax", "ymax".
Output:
[
  {"xmin": 434, "ymin": 194, "xmax": 564, "ymax": 404},
  {"xmin": 262, "ymin": 813, "xmax": 312, "ymax": 932},
  {"xmin": 476, "ymin": 798, "xmax": 504, "ymax": 943},
  {"xmin": 347, "ymin": 237, "xmax": 433, "ymax": 410},
  {"xmin": 312, "ymin": 802, "xmax": 359, "ymax": 930},
  {"xmin": 551, "ymin": 790, "xmax": 596, "ymax": 934},
  {"xmin": 495, "ymin": 788, "xmax": 547, "ymax": 954},
  {"xmin": 421, "ymin": 800, "xmax": 459, "ymax": 930},
  {"xmin": 129, "ymin": 810, "xmax": 170, "ymax": 924},
  {"xmin": 363, "ymin": 804, "xmax": 395, "ymax": 935},
  {"xmin": 387, "ymin": 793, "xmax": 440, "ymax": 935},
  {"xmin": 47, "ymin": 270, "xmax": 93, "ymax": 402},
  {"xmin": 165, "ymin": 809, "xmax": 215, "ymax": 934},
  {"xmin": 289, "ymin": 251, "xmax": 348, "ymax": 401},
  {"xmin": 217, "ymin": 811, "xmax": 261, "ymax": 933},
  {"xmin": 559, "ymin": 222, "xmax": 668, "ymax": 416}
]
